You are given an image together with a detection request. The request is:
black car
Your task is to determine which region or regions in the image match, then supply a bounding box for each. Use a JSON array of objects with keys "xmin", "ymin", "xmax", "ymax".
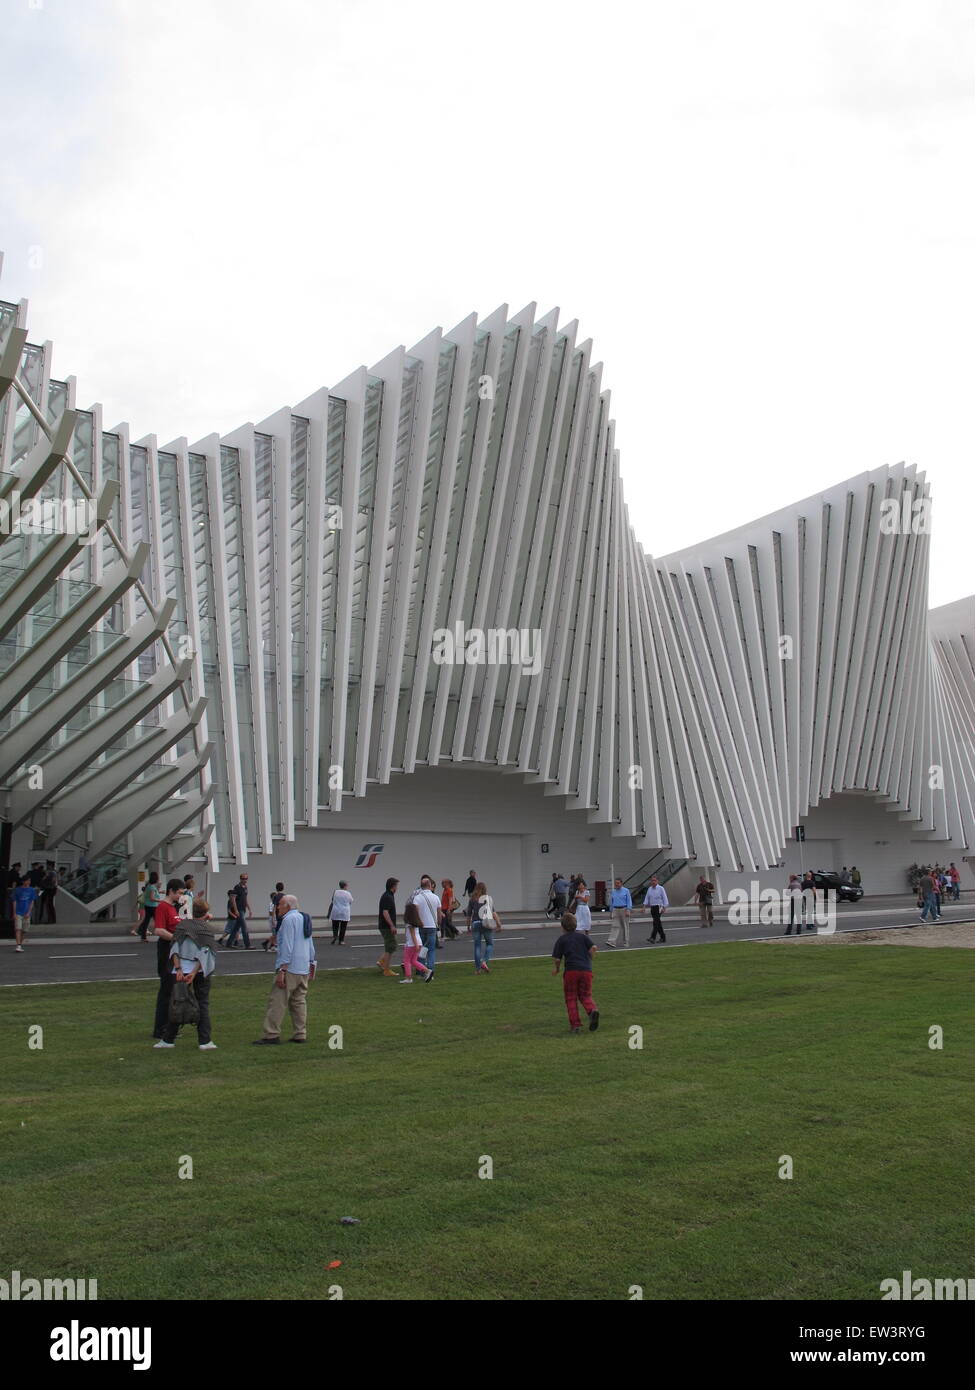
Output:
[{"xmin": 809, "ymin": 870, "xmax": 863, "ymax": 903}]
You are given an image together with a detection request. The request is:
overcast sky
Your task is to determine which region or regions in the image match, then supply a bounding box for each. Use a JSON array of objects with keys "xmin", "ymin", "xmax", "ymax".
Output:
[{"xmin": 1, "ymin": 0, "xmax": 972, "ymax": 607}]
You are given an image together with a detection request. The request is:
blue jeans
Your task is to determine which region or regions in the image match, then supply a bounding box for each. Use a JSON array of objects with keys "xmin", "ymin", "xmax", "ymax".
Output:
[
  {"xmin": 226, "ymin": 916, "xmax": 251, "ymax": 947},
  {"xmin": 920, "ymin": 893, "xmax": 938, "ymax": 922},
  {"xmin": 474, "ymin": 926, "xmax": 494, "ymax": 969},
  {"xmin": 420, "ymin": 926, "xmax": 437, "ymax": 975}
]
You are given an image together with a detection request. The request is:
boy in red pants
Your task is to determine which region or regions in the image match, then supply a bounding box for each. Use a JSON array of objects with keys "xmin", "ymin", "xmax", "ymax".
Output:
[{"xmin": 551, "ymin": 912, "xmax": 600, "ymax": 1033}]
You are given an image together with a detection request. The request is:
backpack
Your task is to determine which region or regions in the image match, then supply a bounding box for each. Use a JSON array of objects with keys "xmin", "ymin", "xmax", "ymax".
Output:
[
  {"xmin": 168, "ymin": 980, "xmax": 200, "ymax": 1027},
  {"xmin": 301, "ymin": 911, "xmax": 313, "ymax": 939}
]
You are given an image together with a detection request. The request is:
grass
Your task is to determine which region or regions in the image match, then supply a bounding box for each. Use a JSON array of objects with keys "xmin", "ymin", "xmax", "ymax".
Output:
[{"xmin": 2, "ymin": 942, "xmax": 974, "ymax": 1300}]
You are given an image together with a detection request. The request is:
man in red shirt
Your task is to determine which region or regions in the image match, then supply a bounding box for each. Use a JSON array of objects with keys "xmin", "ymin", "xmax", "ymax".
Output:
[{"xmin": 152, "ymin": 879, "xmax": 188, "ymax": 1040}]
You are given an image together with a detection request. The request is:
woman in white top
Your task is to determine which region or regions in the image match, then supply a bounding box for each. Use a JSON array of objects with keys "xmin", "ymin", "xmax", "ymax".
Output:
[
  {"xmin": 330, "ymin": 880, "xmax": 354, "ymax": 945},
  {"xmin": 472, "ymin": 881, "xmax": 502, "ymax": 974},
  {"xmin": 571, "ymin": 878, "xmax": 592, "ymax": 934},
  {"xmin": 400, "ymin": 901, "xmax": 432, "ymax": 983}
]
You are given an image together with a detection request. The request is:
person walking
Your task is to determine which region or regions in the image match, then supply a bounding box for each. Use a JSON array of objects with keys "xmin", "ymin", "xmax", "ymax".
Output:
[
  {"xmin": 551, "ymin": 912, "xmax": 600, "ymax": 1034},
  {"xmin": 151, "ymin": 879, "xmax": 187, "ymax": 1040},
  {"xmin": 12, "ymin": 876, "xmax": 38, "ymax": 952},
  {"xmin": 464, "ymin": 870, "xmax": 477, "ymax": 899},
  {"xmin": 643, "ymin": 876, "xmax": 669, "ymax": 943},
  {"xmin": 440, "ymin": 879, "xmax": 459, "ymax": 940},
  {"xmin": 410, "ymin": 875, "xmax": 442, "ymax": 980},
  {"xmin": 551, "ymin": 873, "xmax": 569, "ymax": 917},
  {"xmin": 224, "ymin": 873, "xmax": 252, "ymax": 948},
  {"xmin": 153, "ymin": 899, "xmax": 218, "ymax": 1050},
  {"xmin": 131, "ymin": 871, "xmax": 159, "ymax": 939},
  {"xmin": 253, "ymin": 895, "xmax": 317, "ymax": 1044},
  {"xmin": 472, "ymin": 880, "xmax": 502, "ymax": 974},
  {"xmin": 263, "ymin": 881, "xmax": 285, "ymax": 951},
  {"xmin": 377, "ymin": 876, "xmax": 400, "ymax": 977},
  {"xmin": 918, "ymin": 869, "xmax": 939, "ymax": 924},
  {"xmin": 545, "ymin": 872, "xmax": 560, "ymax": 918},
  {"xmin": 40, "ymin": 861, "xmax": 59, "ymax": 924},
  {"xmin": 570, "ymin": 878, "xmax": 592, "ymax": 935},
  {"xmin": 850, "ymin": 866, "xmax": 862, "ymax": 891},
  {"xmin": 605, "ymin": 878, "xmax": 633, "ymax": 947},
  {"xmin": 399, "ymin": 902, "xmax": 433, "ymax": 983},
  {"xmin": 465, "ymin": 881, "xmax": 478, "ymax": 931},
  {"xmin": 329, "ymin": 880, "xmax": 353, "ymax": 944},
  {"xmin": 694, "ymin": 875, "xmax": 715, "ymax": 927}
]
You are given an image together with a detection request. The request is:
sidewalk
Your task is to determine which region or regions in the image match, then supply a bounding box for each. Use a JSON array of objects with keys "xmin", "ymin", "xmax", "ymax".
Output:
[{"xmin": 2, "ymin": 894, "xmax": 954, "ymax": 945}]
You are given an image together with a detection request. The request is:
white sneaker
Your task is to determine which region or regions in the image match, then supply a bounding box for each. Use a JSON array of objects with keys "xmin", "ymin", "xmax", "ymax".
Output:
[
  {"xmin": 399, "ymin": 977, "xmax": 413, "ymax": 984},
  {"xmin": 15, "ymin": 945, "xmax": 23, "ymax": 952},
  {"xmin": 153, "ymin": 1041, "xmax": 175, "ymax": 1049},
  {"xmin": 198, "ymin": 1042, "xmax": 217, "ymax": 1050}
]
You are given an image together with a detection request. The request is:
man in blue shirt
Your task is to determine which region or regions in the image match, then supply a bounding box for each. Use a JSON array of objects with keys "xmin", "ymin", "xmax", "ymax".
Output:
[
  {"xmin": 551, "ymin": 875, "xmax": 569, "ymax": 916},
  {"xmin": 253, "ymin": 895, "xmax": 317, "ymax": 1044},
  {"xmin": 606, "ymin": 878, "xmax": 633, "ymax": 947},
  {"xmin": 12, "ymin": 877, "xmax": 38, "ymax": 952},
  {"xmin": 643, "ymin": 876, "xmax": 669, "ymax": 943}
]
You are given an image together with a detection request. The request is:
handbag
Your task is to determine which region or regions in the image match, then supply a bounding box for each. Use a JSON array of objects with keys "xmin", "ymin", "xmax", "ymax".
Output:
[{"xmin": 168, "ymin": 979, "xmax": 200, "ymax": 1026}]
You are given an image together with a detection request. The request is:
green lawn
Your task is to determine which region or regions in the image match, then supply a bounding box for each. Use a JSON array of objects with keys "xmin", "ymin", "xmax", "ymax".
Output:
[{"xmin": 2, "ymin": 943, "xmax": 973, "ymax": 1300}]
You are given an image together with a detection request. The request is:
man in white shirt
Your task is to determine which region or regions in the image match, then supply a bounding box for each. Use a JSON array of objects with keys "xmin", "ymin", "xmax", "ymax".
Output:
[
  {"xmin": 410, "ymin": 875, "xmax": 442, "ymax": 982},
  {"xmin": 643, "ymin": 877, "xmax": 669, "ymax": 943}
]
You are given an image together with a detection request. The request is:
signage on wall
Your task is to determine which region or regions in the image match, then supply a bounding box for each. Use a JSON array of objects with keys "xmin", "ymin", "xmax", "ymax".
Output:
[
  {"xmin": 354, "ymin": 843, "xmax": 384, "ymax": 868},
  {"xmin": 540, "ymin": 843, "xmax": 549, "ymax": 853},
  {"xmin": 794, "ymin": 826, "xmax": 805, "ymax": 842}
]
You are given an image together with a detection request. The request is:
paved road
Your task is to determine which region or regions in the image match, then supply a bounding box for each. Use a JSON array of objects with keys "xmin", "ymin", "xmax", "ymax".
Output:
[{"xmin": 2, "ymin": 901, "xmax": 972, "ymax": 987}]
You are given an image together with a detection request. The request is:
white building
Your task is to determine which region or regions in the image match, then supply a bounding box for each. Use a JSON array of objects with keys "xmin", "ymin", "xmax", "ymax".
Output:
[{"xmin": 1, "ymin": 273, "xmax": 972, "ymax": 918}]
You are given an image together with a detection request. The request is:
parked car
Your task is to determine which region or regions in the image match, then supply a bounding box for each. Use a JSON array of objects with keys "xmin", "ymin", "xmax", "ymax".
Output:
[{"xmin": 810, "ymin": 870, "xmax": 863, "ymax": 903}]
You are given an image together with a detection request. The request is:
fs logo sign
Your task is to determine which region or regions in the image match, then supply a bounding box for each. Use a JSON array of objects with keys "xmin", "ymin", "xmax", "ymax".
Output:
[{"xmin": 355, "ymin": 843, "xmax": 384, "ymax": 868}]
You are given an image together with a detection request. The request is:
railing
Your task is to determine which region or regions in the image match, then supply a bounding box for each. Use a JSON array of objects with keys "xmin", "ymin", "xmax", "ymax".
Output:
[
  {"xmin": 626, "ymin": 858, "xmax": 690, "ymax": 900},
  {"xmin": 58, "ymin": 845, "xmax": 128, "ymax": 905}
]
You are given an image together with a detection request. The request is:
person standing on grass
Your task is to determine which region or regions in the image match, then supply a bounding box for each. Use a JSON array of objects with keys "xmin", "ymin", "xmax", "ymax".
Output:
[
  {"xmin": 330, "ymin": 880, "xmax": 353, "ymax": 944},
  {"xmin": 12, "ymin": 876, "xmax": 38, "ymax": 953},
  {"xmin": 410, "ymin": 874, "xmax": 442, "ymax": 980},
  {"xmin": 400, "ymin": 902, "xmax": 433, "ymax": 983},
  {"xmin": 253, "ymin": 895, "xmax": 317, "ymax": 1044},
  {"xmin": 643, "ymin": 876, "xmax": 669, "ymax": 943},
  {"xmin": 377, "ymin": 877, "xmax": 400, "ymax": 977},
  {"xmin": 570, "ymin": 877, "xmax": 592, "ymax": 935},
  {"xmin": 695, "ymin": 875, "xmax": 715, "ymax": 927},
  {"xmin": 472, "ymin": 880, "xmax": 502, "ymax": 974},
  {"xmin": 605, "ymin": 878, "xmax": 633, "ymax": 948},
  {"xmin": 151, "ymin": 879, "xmax": 187, "ymax": 1040},
  {"xmin": 551, "ymin": 912, "xmax": 600, "ymax": 1034},
  {"xmin": 154, "ymin": 900, "xmax": 218, "ymax": 1051}
]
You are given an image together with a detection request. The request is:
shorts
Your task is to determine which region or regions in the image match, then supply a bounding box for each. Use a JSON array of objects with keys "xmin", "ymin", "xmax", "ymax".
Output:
[
  {"xmin": 14, "ymin": 913, "xmax": 31, "ymax": 934},
  {"xmin": 379, "ymin": 925, "xmax": 396, "ymax": 954}
]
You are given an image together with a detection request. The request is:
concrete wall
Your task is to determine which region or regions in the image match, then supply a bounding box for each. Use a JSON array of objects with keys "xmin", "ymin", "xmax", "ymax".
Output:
[
  {"xmin": 717, "ymin": 791, "xmax": 973, "ymax": 899},
  {"xmin": 182, "ymin": 766, "xmax": 660, "ymax": 919}
]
